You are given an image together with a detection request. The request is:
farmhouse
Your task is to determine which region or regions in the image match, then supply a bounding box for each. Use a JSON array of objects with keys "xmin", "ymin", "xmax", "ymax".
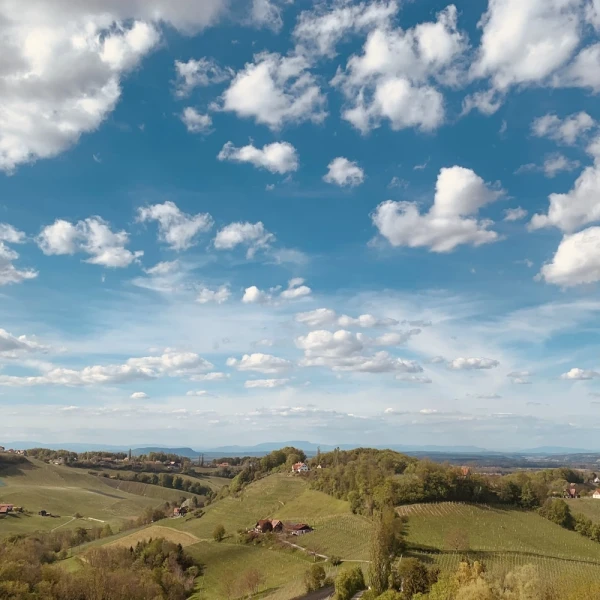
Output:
[
  {"xmin": 287, "ymin": 523, "xmax": 313, "ymax": 536},
  {"xmin": 291, "ymin": 462, "xmax": 309, "ymax": 473},
  {"xmin": 253, "ymin": 519, "xmax": 285, "ymax": 533},
  {"xmin": 0, "ymin": 446, "xmax": 4, "ymax": 452},
  {"xmin": 0, "ymin": 504, "xmax": 13, "ymax": 517},
  {"xmin": 593, "ymin": 489, "xmax": 600, "ymax": 499},
  {"xmin": 564, "ymin": 485, "xmax": 580, "ymax": 499}
]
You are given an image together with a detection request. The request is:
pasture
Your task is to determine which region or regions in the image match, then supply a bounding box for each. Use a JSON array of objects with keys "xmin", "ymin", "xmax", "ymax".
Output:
[
  {"xmin": 569, "ymin": 497, "xmax": 600, "ymax": 523},
  {"xmin": 0, "ymin": 458, "xmax": 166, "ymax": 535}
]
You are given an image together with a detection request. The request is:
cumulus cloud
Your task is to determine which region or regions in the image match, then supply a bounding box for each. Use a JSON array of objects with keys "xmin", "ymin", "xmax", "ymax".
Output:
[
  {"xmin": 332, "ymin": 5, "xmax": 466, "ymax": 133},
  {"xmin": 0, "ymin": 224, "xmax": 37, "ymax": 285},
  {"xmin": 448, "ymin": 357, "xmax": 500, "ymax": 370},
  {"xmin": 220, "ymin": 52, "xmax": 327, "ymax": 129},
  {"xmin": 541, "ymin": 154, "xmax": 581, "ymax": 178},
  {"xmin": 186, "ymin": 390, "xmax": 209, "ymax": 396},
  {"xmin": 532, "ymin": 112, "xmax": 595, "ymax": 145},
  {"xmin": 0, "ymin": 0, "xmax": 230, "ymax": 172},
  {"xmin": 372, "ymin": 166, "xmax": 504, "ymax": 252},
  {"xmin": 130, "ymin": 392, "xmax": 148, "ymax": 399},
  {"xmin": 296, "ymin": 329, "xmax": 422, "ymax": 374},
  {"xmin": 218, "ymin": 141, "xmax": 299, "ymax": 174},
  {"xmin": 503, "ymin": 207, "xmax": 528, "ymax": 221},
  {"xmin": 242, "ymin": 286, "xmax": 271, "ymax": 304},
  {"xmin": 293, "ymin": 0, "xmax": 398, "ymax": 58},
  {"xmin": 181, "ymin": 108, "xmax": 213, "ymax": 134},
  {"xmin": 280, "ymin": 278, "xmax": 312, "ymax": 300},
  {"xmin": 296, "ymin": 308, "xmax": 338, "ymax": 328},
  {"xmin": 37, "ymin": 217, "xmax": 142, "ymax": 268},
  {"xmin": 0, "ymin": 328, "xmax": 48, "ymax": 357},
  {"xmin": 226, "ymin": 353, "xmax": 292, "ymax": 374},
  {"xmin": 138, "ymin": 201, "xmax": 213, "ymax": 251},
  {"xmin": 556, "ymin": 43, "xmax": 600, "ymax": 92},
  {"xmin": 561, "ymin": 367, "xmax": 600, "ymax": 380},
  {"xmin": 323, "ymin": 157, "xmax": 365, "ymax": 187},
  {"xmin": 245, "ymin": 378, "xmax": 289, "ymax": 388},
  {"xmin": 174, "ymin": 57, "xmax": 232, "ymax": 97},
  {"xmin": 471, "ymin": 0, "xmax": 583, "ymax": 91},
  {"xmin": 214, "ymin": 222, "xmax": 275, "ymax": 258},
  {"xmin": 538, "ymin": 227, "xmax": 600, "ymax": 286},
  {"xmin": 197, "ymin": 285, "xmax": 231, "ymax": 304},
  {"xmin": 251, "ymin": 0, "xmax": 284, "ymax": 32}
]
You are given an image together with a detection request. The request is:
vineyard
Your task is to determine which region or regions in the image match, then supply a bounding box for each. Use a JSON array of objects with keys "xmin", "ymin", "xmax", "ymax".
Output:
[{"xmin": 402, "ymin": 502, "xmax": 600, "ymax": 593}]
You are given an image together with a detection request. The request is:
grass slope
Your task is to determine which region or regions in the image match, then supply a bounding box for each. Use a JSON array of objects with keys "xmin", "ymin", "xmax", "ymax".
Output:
[
  {"xmin": 0, "ymin": 458, "xmax": 163, "ymax": 536},
  {"xmin": 100, "ymin": 478, "xmax": 195, "ymax": 503},
  {"xmin": 400, "ymin": 502, "xmax": 600, "ymax": 592},
  {"xmin": 569, "ymin": 498, "xmax": 600, "ymax": 523}
]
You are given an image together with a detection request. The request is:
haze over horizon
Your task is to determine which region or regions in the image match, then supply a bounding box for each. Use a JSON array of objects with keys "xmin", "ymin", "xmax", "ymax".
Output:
[{"xmin": 2, "ymin": 0, "xmax": 600, "ymax": 449}]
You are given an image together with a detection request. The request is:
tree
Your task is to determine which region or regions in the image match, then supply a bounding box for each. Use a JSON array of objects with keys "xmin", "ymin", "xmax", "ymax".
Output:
[
  {"xmin": 335, "ymin": 566, "xmax": 366, "ymax": 600},
  {"xmin": 445, "ymin": 528, "xmax": 470, "ymax": 554},
  {"xmin": 304, "ymin": 563, "xmax": 326, "ymax": 593},
  {"xmin": 519, "ymin": 482, "xmax": 539, "ymax": 509},
  {"xmin": 390, "ymin": 558, "xmax": 438, "ymax": 599},
  {"xmin": 213, "ymin": 524, "xmax": 226, "ymax": 542},
  {"xmin": 368, "ymin": 507, "xmax": 404, "ymax": 596},
  {"xmin": 241, "ymin": 568, "xmax": 265, "ymax": 597},
  {"xmin": 539, "ymin": 499, "xmax": 574, "ymax": 529}
]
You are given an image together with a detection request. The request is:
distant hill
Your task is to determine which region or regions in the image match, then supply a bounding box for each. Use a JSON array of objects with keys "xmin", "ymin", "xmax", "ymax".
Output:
[{"xmin": 519, "ymin": 446, "xmax": 595, "ymax": 454}]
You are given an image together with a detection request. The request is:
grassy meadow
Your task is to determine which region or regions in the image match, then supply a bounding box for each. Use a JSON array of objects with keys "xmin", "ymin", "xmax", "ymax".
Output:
[
  {"xmin": 0, "ymin": 458, "xmax": 166, "ymax": 535},
  {"xmin": 568, "ymin": 497, "xmax": 600, "ymax": 523}
]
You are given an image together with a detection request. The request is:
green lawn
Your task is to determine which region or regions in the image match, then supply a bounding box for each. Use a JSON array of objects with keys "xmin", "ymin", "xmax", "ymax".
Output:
[{"xmin": 0, "ymin": 458, "xmax": 164, "ymax": 536}]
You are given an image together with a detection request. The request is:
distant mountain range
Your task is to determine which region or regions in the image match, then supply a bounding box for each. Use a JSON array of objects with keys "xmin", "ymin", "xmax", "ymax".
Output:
[{"xmin": 1, "ymin": 440, "xmax": 597, "ymax": 456}]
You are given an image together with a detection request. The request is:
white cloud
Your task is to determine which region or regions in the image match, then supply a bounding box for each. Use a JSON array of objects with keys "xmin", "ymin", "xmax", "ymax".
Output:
[
  {"xmin": 296, "ymin": 309, "xmax": 398, "ymax": 329},
  {"xmin": 197, "ymin": 285, "xmax": 231, "ymax": 304},
  {"xmin": 174, "ymin": 58, "xmax": 232, "ymax": 97},
  {"xmin": 218, "ymin": 141, "xmax": 299, "ymax": 174},
  {"xmin": 333, "ymin": 6, "xmax": 466, "ymax": 133},
  {"xmin": 503, "ymin": 207, "xmax": 528, "ymax": 221},
  {"xmin": 226, "ymin": 353, "xmax": 292, "ymax": 374},
  {"xmin": 138, "ymin": 201, "xmax": 213, "ymax": 251},
  {"xmin": 296, "ymin": 330, "xmax": 364, "ymax": 359},
  {"xmin": 301, "ymin": 351, "xmax": 422, "ymax": 374},
  {"xmin": 220, "ymin": 52, "xmax": 327, "ymax": 129},
  {"xmin": 214, "ymin": 222, "xmax": 275, "ymax": 258},
  {"xmin": 181, "ymin": 108, "xmax": 213, "ymax": 134},
  {"xmin": 448, "ymin": 357, "xmax": 500, "ymax": 370},
  {"xmin": 372, "ymin": 166, "xmax": 504, "ymax": 252},
  {"xmin": 38, "ymin": 217, "xmax": 142, "ymax": 268},
  {"xmin": 529, "ymin": 161, "xmax": 600, "ymax": 232},
  {"xmin": 561, "ymin": 368, "xmax": 600, "ymax": 380},
  {"xmin": 507, "ymin": 370, "xmax": 532, "ymax": 379},
  {"xmin": 186, "ymin": 390, "xmax": 209, "ymax": 396},
  {"xmin": 245, "ymin": 378, "xmax": 289, "ymax": 388},
  {"xmin": 144, "ymin": 260, "xmax": 179, "ymax": 276},
  {"xmin": 189, "ymin": 372, "xmax": 229, "ymax": 382},
  {"xmin": 296, "ymin": 308, "xmax": 338, "ymax": 328},
  {"xmin": 293, "ymin": 0, "xmax": 398, "ymax": 58},
  {"xmin": 396, "ymin": 374, "xmax": 432, "ymax": 384},
  {"xmin": 127, "ymin": 350, "xmax": 214, "ymax": 376},
  {"xmin": 323, "ymin": 157, "xmax": 365, "ymax": 187},
  {"xmin": 280, "ymin": 278, "xmax": 312, "ymax": 300},
  {"xmin": 242, "ymin": 285, "xmax": 271, "ymax": 304},
  {"xmin": 0, "ymin": 328, "xmax": 48, "ymax": 357},
  {"xmin": 471, "ymin": 0, "xmax": 582, "ymax": 91},
  {"xmin": 130, "ymin": 391, "xmax": 148, "ymax": 399},
  {"xmin": 251, "ymin": 0, "xmax": 283, "ymax": 32},
  {"xmin": 0, "ymin": 0, "xmax": 227, "ymax": 172},
  {"xmin": 538, "ymin": 227, "xmax": 600, "ymax": 286},
  {"xmin": 0, "ymin": 224, "xmax": 37, "ymax": 285},
  {"xmin": 461, "ymin": 89, "xmax": 504, "ymax": 116},
  {"xmin": 557, "ymin": 43, "xmax": 600, "ymax": 92},
  {"xmin": 532, "ymin": 112, "xmax": 595, "ymax": 145},
  {"xmin": 542, "ymin": 154, "xmax": 581, "ymax": 178}
]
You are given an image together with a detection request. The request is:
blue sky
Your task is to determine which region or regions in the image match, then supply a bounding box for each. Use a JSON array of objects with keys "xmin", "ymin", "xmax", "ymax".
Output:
[{"xmin": 2, "ymin": 0, "xmax": 600, "ymax": 450}]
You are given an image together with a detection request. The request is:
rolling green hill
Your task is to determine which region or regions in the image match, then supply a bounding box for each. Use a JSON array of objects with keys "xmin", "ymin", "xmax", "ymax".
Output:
[
  {"xmin": 0, "ymin": 458, "xmax": 170, "ymax": 535},
  {"xmin": 568, "ymin": 497, "xmax": 600, "ymax": 523}
]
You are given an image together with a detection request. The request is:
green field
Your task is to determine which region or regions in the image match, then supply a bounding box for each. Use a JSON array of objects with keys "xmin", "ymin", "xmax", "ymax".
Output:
[
  {"xmin": 0, "ymin": 458, "xmax": 167, "ymax": 535},
  {"xmin": 399, "ymin": 502, "xmax": 600, "ymax": 591},
  {"xmin": 568, "ymin": 497, "xmax": 600, "ymax": 523}
]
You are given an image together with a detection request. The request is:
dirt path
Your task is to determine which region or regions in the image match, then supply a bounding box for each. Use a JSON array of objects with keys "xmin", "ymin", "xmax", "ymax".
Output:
[
  {"xmin": 280, "ymin": 539, "xmax": 329, "ymax": 559},
  {"xmin": 51, "ymin": 516, "xmax": 76, "ymax": 532}
]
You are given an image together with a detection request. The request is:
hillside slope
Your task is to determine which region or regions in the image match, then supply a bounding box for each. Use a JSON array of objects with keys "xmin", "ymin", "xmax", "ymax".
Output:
[{"xmin": 0, "ymin": 458, "xmax": 165, "ymax": 535}]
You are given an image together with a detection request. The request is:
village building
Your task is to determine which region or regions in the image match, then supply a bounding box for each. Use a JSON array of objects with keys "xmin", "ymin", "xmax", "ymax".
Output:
[
  {"xmin": 287, "ymin": 523, "xmax": 313, "ymax": 536},
  {"xmin": 0, "ymin": 504, "xmax": 13, "ymax": 517},
  {"xmin": 593, "ymin": 489, "xmax": 600, "ymax": 500},
  {"xmin": 0, "ymin": 446, "xmax": 5, "ymax": 452},
  {"xmin": 564, "ymin": 485, "xmax": 580, "ymax": 499},
  {"xmin": 291, "ymin": 462, "xmax": 309, "ymax": 473}
]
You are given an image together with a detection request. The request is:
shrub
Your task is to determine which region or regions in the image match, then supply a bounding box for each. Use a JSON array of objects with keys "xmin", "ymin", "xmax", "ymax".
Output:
[
  {"xmin": 335, "ymin": 566, "xmax": 366, "ymax": 600},
  {"xmin": 213, "ymin": 524, "xmax": 226, "ymax": 542},
  {"xmin": 304, "ymin": 563, "xmax": 326, "ymax": 593},
  {"xmin": 329, "ymin": 555, "xmax": 342, "ymax": 566}
]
